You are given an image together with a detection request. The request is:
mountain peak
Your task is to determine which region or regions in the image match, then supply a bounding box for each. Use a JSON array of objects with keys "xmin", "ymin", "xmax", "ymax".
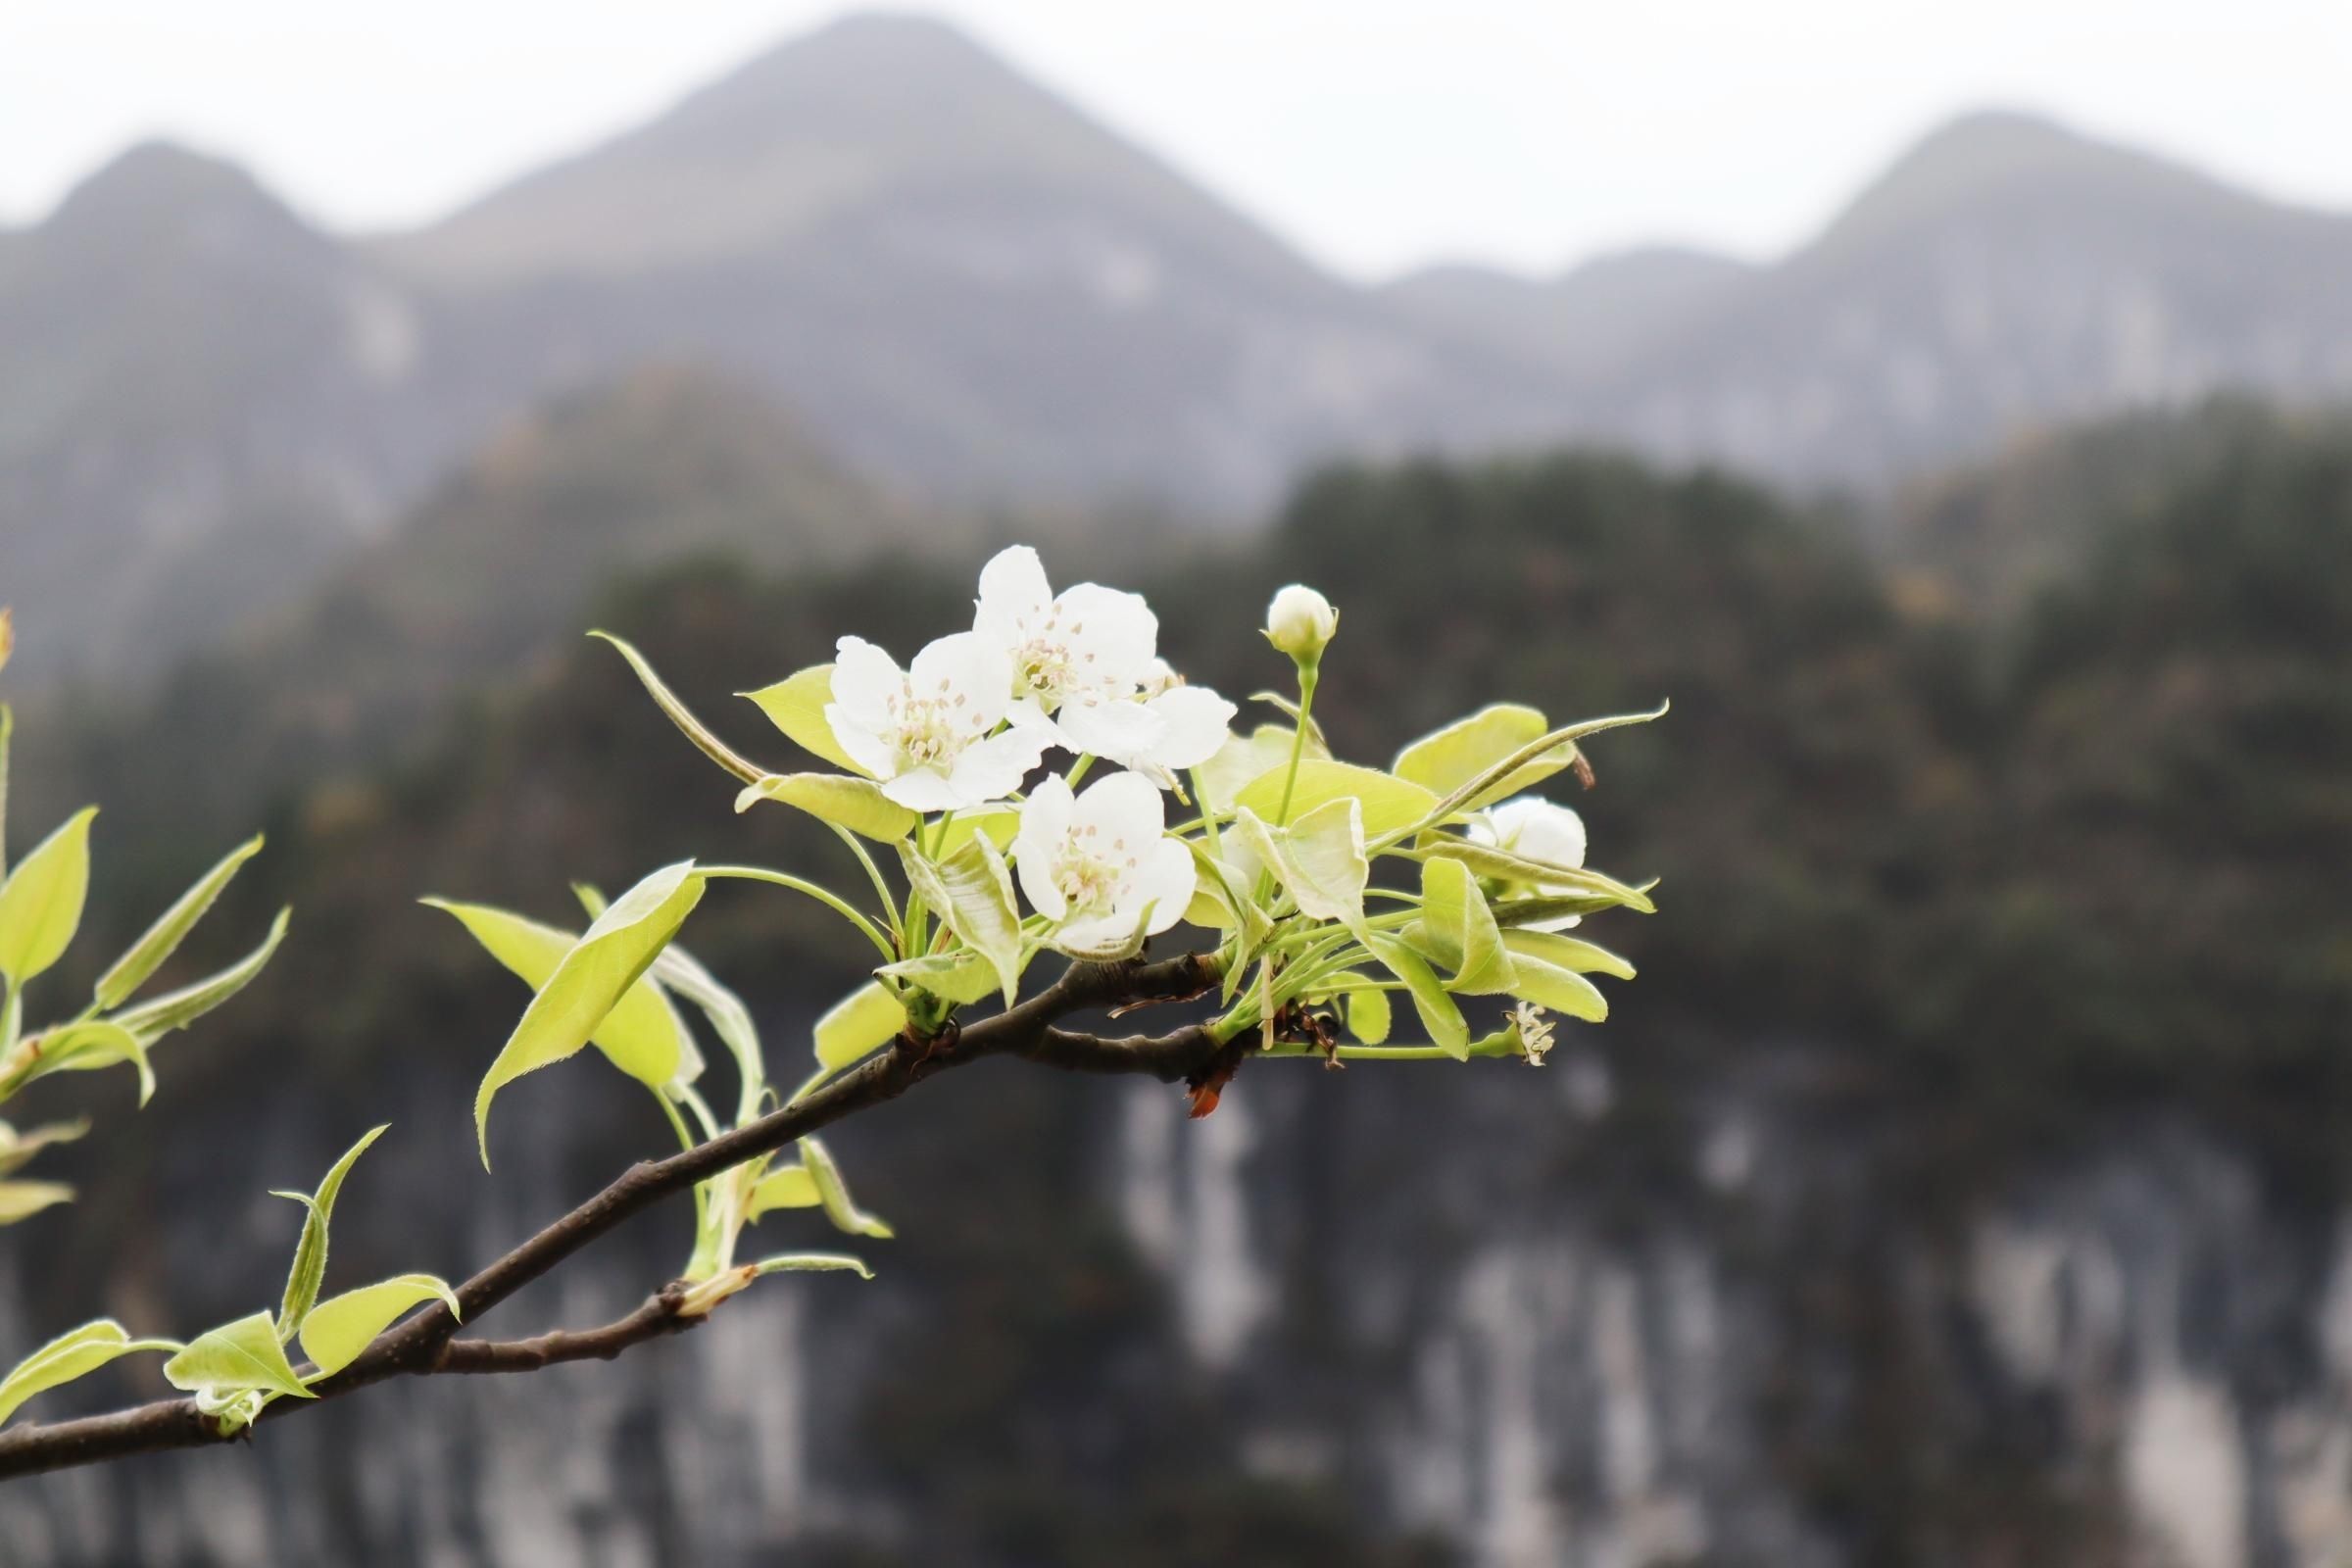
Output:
[{"xmin": 44, "ymin": 138, "xmax": 314, "ymax": 252}]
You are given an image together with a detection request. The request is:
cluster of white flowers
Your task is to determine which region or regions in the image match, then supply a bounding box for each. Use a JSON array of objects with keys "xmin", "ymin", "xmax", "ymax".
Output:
[{"xmin": 826, "ymin": 546, "xmax": 1240, "ymax": 949}]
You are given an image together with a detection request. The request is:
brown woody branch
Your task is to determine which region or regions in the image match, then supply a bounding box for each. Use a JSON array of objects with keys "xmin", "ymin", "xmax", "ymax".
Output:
[{"xmin": 0, "ymin": 952, "xmax": 1225, "ymax": 1482}]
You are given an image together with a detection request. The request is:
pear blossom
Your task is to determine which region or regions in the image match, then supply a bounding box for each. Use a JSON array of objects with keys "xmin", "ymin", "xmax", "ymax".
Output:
[
  {"xmin": 1013, "ymin": 772, "xmax": 1196, "ymax": 956},
  {"xmin": 824, "ymin": 632, "xmax": 1051, "ymax": 811},
  {"xmin": 972, "ymin": 545, "xmax": 1236, "ymax": 787},
  {"xmin": 1471, "ymin": 795, "xmax": 1591, "ymax": 929}
]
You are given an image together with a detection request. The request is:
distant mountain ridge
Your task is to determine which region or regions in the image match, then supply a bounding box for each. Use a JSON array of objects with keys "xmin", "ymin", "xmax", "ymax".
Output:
[{"xmin": 10, "ymin": 18, "xmax": 2352, "ymax": 687}]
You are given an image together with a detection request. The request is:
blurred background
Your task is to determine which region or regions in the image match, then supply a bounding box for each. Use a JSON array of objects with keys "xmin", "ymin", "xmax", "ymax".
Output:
[{"xmin": 4, "ymin": 3, "xmax": 2351, "ymax": 1563}]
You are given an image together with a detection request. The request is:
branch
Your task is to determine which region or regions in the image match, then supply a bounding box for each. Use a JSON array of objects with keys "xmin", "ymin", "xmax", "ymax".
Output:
[{"xmin": 0, "ymin": 952, "xmax": 1224, "ymax": 1482}]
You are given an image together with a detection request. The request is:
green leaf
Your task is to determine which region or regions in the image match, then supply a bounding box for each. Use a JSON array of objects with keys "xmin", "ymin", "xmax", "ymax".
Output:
[
  {"xmin": 1410, "ymin": 858, "xmax": 1517, "ymax": 995},
  {"xmin": 272, "ymin": 1125, "xmax": 388, "ymax": 1344},
  {"xmin": 1394, "ymin": 704, "xmax": 1551, "ymax": 797},
  {"xmin": 741, "ymin": 664, "xmax": 868, "ymax": 775},
  {"xmin": 801, "ymin": 1136, "xmax": 894, "ymax": 1239},
  {"xmin": 1507, "ymin": 956, "xmax": 1609, "ymax": 1022},
  {"xmin": 813, "ymin": 981, "xmax": 906, "ymax": 1071},
  {"xmin": 1493, "ymin": 883, "xmax": 1661, "ymax": 927},
  {"xmin": 936, "ymin": 806, "xmax": 1021, "ymax": 858},
  {"xmin": 745, "ymin": 1162, "xmax": 822, "ymax": 1222},
  {"xmin": 1412, "ymin": 838, "xmax": 1657, "ymax": 913},
  {"xmin": 298, "ymin": 1274, "xmax": 460, "ymax": 1380},
  {"xmin": 164, "ymin": 1311, "xmax": 315, "ymax": 1403},
  {"xmin": 110, "ymin": 907, "xmax": 291, "ymax": 1044},
  {"xmin": 1199, "ymin": 725, "xmax": 1317, "ymax": 806},
  {"xmin": 746, "ymin": 1251, "xmax": 872, "ymax": 1281},
  {"xmin": 471, "ymin": 861, "xmax": 706, "ymax": 1166},
  {"xmin": 1408, "ymin": 702, "xmax": 1672, "ymax": 836},
  {"xmin": 424, "ymin": 899, "xmax": 688, "ymax": 1095},
  {"xmin": 876, "ymin": 951, "xmax": 1000, "ymax": 1006},
  {"xmin": 0, "ymin": 1319, "xmax": 181, "ymax": 1427},
  {"xmin": 0, "ymin": 807, "xmax": 96, "ymax": 987},
  {"xmin": 0, "ymin": 1181, "xmax": 74, "ymax": 1223},
  {"xmin": 1364, "ymin": 934, "xmax": 1469, "ymax": 1060},
  {"xmin": 1234, "ymin": 761, "xmax": 1434, "ymax": 840},
  {"xmin": 1500, "ymin": 928, "xmax": 1637, "ymax": 981},
  {"xmin": 8, "ymin": 1021, "xmax": 155, "ymax": 1106},
  {"xmin": 1246, "ymin": 691, "xmax": 1331, "ymax": 754},
  {"xmin": 736, "ymin": 773, "xmax": 917, "ymax": 843},
  {"xmin": 643, "ymin": 941, "xmax": 761, "ymax": 1116},
  {"xmin": 1344, "ymin": 984, "xmax": 1393, "ymax": 1045},
  {"xmin": 897, "ymin": 837, "xmax": 1024, "ymax": 1005},
  {"xmin": 1231, "ymin": 801, "xmax": 1370, "ymax": 932},
  {"xmin": 591, "ymin": 631, "xmax": 762, "ymax": 785},
  {"xmin": 93, "ymin": 835, "xmax": 266, "ymax": 1011},
  {"xmin": 0, "ymin": 1116, "xmax": 88, "ymax": 1178}
]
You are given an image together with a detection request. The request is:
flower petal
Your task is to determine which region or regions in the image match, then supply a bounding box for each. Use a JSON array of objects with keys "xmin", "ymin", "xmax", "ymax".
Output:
[
  {"xmin": 1057, "ymin": 697, "xmax": 1164, "ymax": 762},
  {"xmin": 910, "ymin": 631, "xmax": 1013, "ymax": 731},
  {"xmin": 1071, "ymin": 770, "xmax": 1165, "ymax": 844},
  {"xmin": 1014, "ymin": 774, "xmax": 1075, "ymax": 919},
  {"xmin": 949, "ymin": 725, "xmax": 1050, "ymax": 806},
  {"xmin": 823, "ymin": 706, "xmax": 899, "ymax": 780},
  {"xmin": 975, "ymin": 546, "xmax": 1054, "ymax": 646},
  {"xmin": 1132, "ymin": 838, "xmax": 1197, "ymax": 936},
  {"xmin": 880, "ymin": 769, "xmax": 964, "ymax": 813},
  {"xmin": 831, "ymin": 636, "xmax": 905, "ymax": 722},
  {"xmin": 1142, "ymin": 686, "xmax": 1237, "ymax": 772},
  {"xmin": 1054, "ymin": 584, "xmax": 1158, "ymax": 678}
]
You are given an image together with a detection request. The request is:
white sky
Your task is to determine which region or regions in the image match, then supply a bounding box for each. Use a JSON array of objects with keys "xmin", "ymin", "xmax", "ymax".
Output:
[{"xmin": 5, "ymin": 1, "xmax": 2350, "ymax": 280}]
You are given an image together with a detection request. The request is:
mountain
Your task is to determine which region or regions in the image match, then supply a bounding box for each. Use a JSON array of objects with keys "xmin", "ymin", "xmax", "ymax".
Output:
[
  {"xmin": 1384, "ymin": 244, "xmax": 1753, "ymax": 380},
  {"xmin": 1571, "ymin": 111, "xmax": 2352, "ymax": 482},
  {"xmin": 0, "ymin": 143, "xmax": 458, "ymax": 684},
  {"xmin": 372, "ymin": 12, "xmax": 1538, "ymax": 508}
]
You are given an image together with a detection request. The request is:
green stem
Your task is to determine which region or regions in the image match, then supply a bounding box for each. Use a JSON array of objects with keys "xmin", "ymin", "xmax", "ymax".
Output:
[
  {"xmin": 1275, "ymin": 669, "xmax": 1318, "ymax": 826},
  {"xmin": 1064, "ymin": 754, "xmax": 1097, "ymax": 790},
  {"xmin": 700, "ymin": 866, "xmax": 897, "ymax": 962},
  {"xmin": 826, "ymin": 824, "xmax": 902, "ymax": 950}
]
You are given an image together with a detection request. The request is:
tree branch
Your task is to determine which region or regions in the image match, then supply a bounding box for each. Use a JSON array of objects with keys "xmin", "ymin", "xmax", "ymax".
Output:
[{"xmin": 0, "ymin": 952, "xmax": 1225, "ymax": 1482}]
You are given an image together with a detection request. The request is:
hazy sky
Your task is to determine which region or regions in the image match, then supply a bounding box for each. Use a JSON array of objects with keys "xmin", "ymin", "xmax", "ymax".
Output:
[{"xmin": 6, "ymin": 1, "xmax": 2349, "ymax": 279}]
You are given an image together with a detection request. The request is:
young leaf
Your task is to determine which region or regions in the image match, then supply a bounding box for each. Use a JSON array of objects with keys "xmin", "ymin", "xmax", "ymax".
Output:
[
  {"xmin": 7, "ymin": 1021, "xmax": 156, "ymax": 1106},
  {"xmin": 1394, "ymin": 705, "xmax": 1550, "ymax": 797},
  {"xmin": 897, "ymin": 837, "xmax": 1024, "ymax": 1005},
  {"xmin": 110, "ymin": 907, "xmax": 291, "ymax": 1043},
  {"xmin": 745, "ymin": 1161, "xmax": 822, "ymax": 1222},
  {"xmin": 472, "ymin": 861, "xmax": 705, "ymax": 1166},
  {"xmin": 936, "ymin": 807, "xmax": 1020, "ymax": 858},
  {"xmin": 164, "ymin": 1311, "xmax": 315, "ymax": 1403},
  {"xmin": 1412, "ymin": 839, "xmax": 1657, "ymax": 913},
  {"xmin": 423, "ymin": 899, "xmax": 688, "ymax": 1095},
  {"xmin": 801, "ymin": 1136, "xmax": 894, "ymax": 1239},
  {"xmin": 736, "ymin": 773, "xmax": 917, "ymax": 843},
  {"xmin": 1500, "ymin": 928, "xmax": 1638, "ymax": 981},
  {"xmin": 92, "ymin": 834, "xmax": 267, "ymax": 1011},
  {"xmin": 1234, "ymin": 761, "xmax": 1434, "ymax": 840},
  {"xmin": 1231, "ymin": 801, "xmax": 1370, "ymax": 933},
  {"xmin": 0, "ymin": 1116, "xmax": 88, "ymax": 1178},
  {"xmin": 1344, "ymin": 984, "xmax": 1393, "ymax": 1046},
  {"xmin": 643, "ymin": 941, "xmax": 763, "ymax": 1119},
  {"xmin": 298, "ymin": 1274, "xmax": 461, "ymax": 1379},
  {"xmin": 0, "ymin": 1320, "xmax": 181, "ymax": 1428},
  {"xmin": 747, "ymin": 1251, "xmax": 872, "ymax": 1281},
  {"xmin": 876, "ymin": 951, "xmax": 1000, "ymax": 1006},
  {"xmin": 678, "ymin": 1250, "xmax": 872, "ymax": 1316},
  {"xmin": 1364, "ymin": 934, "xmax": 1469, "ymax": 1060},
  {"xmin": 272, "ymin": 1125, "xmax": 389, "ymax": 1345},
  {"xmin": 813, "ymin": 981, "xmax": 906, "ymax": 1071},
  {"xmin": 1493, "ymin": 885, "xmax": 1660, "ymax": 927},
  {"xmin": 1507, "ymin": 956, "xmax": 1609, "ymax": 1022},
  {"xmin": 1199, "ymin": 725, "xmax": 1321, "ymax": 806},
  {"xmin": 0, "ymin": 1181, "xmax": 74, "ymax": 1223},
  {"xmin": 1411, "ymin": 858, "xmax": 1517, "ymax": 995},
  {"xmin": 1407, "ymin": 702, "xmax": 1671, "ymax": 835},
  {"xmin": 741, "ymin": 665, "xmax": 868, "ymax": 775},
  {"xmin": 590, "ymin": 631, "xmax": 763, "ymax": 785},
  {"xmin": 0, "ymin": 807, "xmax": 97, "ymax": 987}
]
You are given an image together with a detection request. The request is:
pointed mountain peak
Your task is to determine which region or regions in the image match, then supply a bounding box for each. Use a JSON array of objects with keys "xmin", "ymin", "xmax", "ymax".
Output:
[
  {"xmin": 1814, "ymin": 109, "xmax": 2250, "ymax": 258},
  {"xmin": 44, "ymin": 138, "xmax": 315, "ymax": 252}
]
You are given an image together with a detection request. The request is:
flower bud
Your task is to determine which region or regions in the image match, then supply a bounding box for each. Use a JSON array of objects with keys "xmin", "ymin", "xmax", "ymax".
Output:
[{"xmin": 1263, "ymin": 585, "xmax": 1338, "ymax": 666}]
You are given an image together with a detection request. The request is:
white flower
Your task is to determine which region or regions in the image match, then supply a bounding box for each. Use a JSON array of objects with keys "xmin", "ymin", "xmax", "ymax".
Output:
[
  {"xmin": 825, "ymin": 631, "xmax": 1051, "ymax": 811},
  {"xmin": 1264, "ymin": 584, "xmax": 1337, "ymax": 663},
  {"xmin": 972, "ymin": 545, "xmax": 1235, "ymax": 787},
  {"xmin": 1014, "ymin": 772, "xmax": 1196, "ymax": 956},
  {"xmin": 1471, "ymin": 796, "xmax": 1591, "ymax": 930},
  {"xmin": 974, "ymin": 546, "xmax": 1159, "ymax": 754}
]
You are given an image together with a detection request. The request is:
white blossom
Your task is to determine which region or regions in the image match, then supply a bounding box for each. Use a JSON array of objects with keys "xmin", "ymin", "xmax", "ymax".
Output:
[
  {"xmin": 973, "ymin": 545, "xmax": 1235, "ymax": 787},
  {"xmin": 1471, "ymin": 796, "xmax": 1591, "ymax": 930},
  {"xmin": 1013, "ymin": 772, "xmax": 1196, "ymax": 956},
  {"xmin": 824, "ymin": 631, "xmax": 1050, "ymax": 811}
]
